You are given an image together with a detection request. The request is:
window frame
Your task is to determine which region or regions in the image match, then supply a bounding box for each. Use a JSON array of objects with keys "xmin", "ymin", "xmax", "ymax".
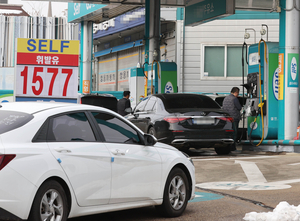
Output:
[
  {"xmin": 33, "ymin": 110, "xmax": 101, "ymax": 143},
  {"xmin": 88, "ymin": 111, "xmax": 144, "ymax": 145},
  {"xmin": 201, "ymin": 43, "xmax": 248, "ymax": 80},
  {"xmin": 134, "ymin": 97, "xmax": 149, "ymax": 113},
  {"xmin": 144, "ymin": 96, "xmax": 157, "ymax": 112}
]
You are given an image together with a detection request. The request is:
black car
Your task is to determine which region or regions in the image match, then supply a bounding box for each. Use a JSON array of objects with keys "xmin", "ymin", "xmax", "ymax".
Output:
[
  {"xmin": 80, "ymin": 93, "xmax": 118, "ymax": 112},
  {"xmin": 126, "ymin": 93, "xmax": 235, "ymax": 155}
]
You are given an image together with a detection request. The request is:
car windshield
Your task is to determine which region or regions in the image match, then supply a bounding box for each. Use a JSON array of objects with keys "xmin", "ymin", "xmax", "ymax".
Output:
[
  {"xmin": 0, "ymin": 110, "xmax": 34, "ymax": 134},
  {"xmin": 161, "ymin": 94, "xmax": 220, "ymax": 110}
]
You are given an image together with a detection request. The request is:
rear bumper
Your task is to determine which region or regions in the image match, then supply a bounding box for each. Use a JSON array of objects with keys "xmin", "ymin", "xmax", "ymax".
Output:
[
  {"xmin": 171, "ymin": 138, "xmax": 234, "ymax": 146},
  {"xmin": 0, "ymin": 166, "xmax": 38, "ymax": 220}
]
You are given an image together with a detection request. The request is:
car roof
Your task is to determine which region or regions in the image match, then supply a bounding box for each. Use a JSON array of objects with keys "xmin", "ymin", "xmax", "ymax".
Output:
[
  {"xmin": 81, "ymin": 93, "xmax": 116, "ymax": 98},
  {"xmin": 153, "ymin": 93, "xmax": 211, "ymax": 100},
  {"xmin": 0, "ymin": 102, "xmax": 100, "ymax": 114}
]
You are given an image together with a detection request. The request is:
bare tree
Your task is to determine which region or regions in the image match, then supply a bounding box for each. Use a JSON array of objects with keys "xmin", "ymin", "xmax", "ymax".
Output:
[{"xmin": 24, "ymin": 1, "xmax": 47, "ymax": 16}]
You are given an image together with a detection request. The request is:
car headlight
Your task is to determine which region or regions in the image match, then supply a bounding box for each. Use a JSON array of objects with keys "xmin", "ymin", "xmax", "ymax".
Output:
[{"xmin": 181, "ymin": 151, "xmax": 194, "ymax": 166}]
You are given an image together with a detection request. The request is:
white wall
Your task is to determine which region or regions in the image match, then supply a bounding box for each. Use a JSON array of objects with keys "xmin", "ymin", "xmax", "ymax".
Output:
[{"xmin": 179, "ymin": 19, "xmax": 279, "ymax": 94}]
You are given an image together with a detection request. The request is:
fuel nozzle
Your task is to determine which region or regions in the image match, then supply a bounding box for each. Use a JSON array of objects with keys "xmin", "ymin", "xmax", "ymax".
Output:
[
  {"xmin": 258, "ymin": 102, "xmax": 264, "ymax": 109},
  {"xmin": 255, "ymin": 101, "xmax": 265, "ymax": 116}
]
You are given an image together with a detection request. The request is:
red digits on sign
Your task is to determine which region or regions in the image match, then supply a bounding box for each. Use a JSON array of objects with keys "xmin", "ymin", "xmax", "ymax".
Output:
[
  {"xmin": 47, "ymin": 68, "xmax": 58, "ymax": 96},
  {"xmin": 61, "ymin": 69, "xmax": 73, "ymax": 96},
  {"xmin": 20, "ymin": 66, "xmax": 73, "ymax": 97},
  {"xmin": 21, "ymin": 66, "xmax": 28, "ymax": 94},
  {"xmin": 32, "ymin": 67, "xmax": 44, "ymax": 95}
]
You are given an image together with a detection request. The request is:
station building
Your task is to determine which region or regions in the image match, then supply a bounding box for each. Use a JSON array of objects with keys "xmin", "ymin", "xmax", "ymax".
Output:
[{"xmin": 91, "ymin": 8, "xmax": 280, "ymax": 95}]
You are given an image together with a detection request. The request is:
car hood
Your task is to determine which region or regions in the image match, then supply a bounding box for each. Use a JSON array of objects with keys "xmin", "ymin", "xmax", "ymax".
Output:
[
  {"xmin": 154, "ymin": 142, "xmax": 178, "ymax": 151},
  {"xmin": 169, "ymin": 108, "xmax": 229, "ymax": 116}
]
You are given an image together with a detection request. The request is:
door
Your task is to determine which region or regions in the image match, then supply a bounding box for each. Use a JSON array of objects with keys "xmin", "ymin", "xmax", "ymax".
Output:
[
  {"xmin": 47, "ymin": 111, "xmax": 112, "ymax": 206},
  {"xmin": 129, "ymin": 96, "xmax": 157, "ymax": 132},
  {"xmin": 141, "ymin": 96, "xmax": 157, "ymax": 132},
  {"xmin": 90, "ymin": 111, "xmax": 162, "ymax": 204},
  {"xmin": 128, "ymin": 97, "xmax": 149, "ymax": 132}
]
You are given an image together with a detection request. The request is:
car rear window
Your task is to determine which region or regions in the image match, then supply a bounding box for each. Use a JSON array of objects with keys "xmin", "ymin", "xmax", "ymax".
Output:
[
  {"xmin": 0, "ymin": 110, "xmax": 33, "ymax": 134},
  {"xmin": 162, "ymin": 94, "xmax": 220, "ymax": 110},
  {"xmin": 81, "ymin": 95, "xmax": 118, "ymax": 112}
]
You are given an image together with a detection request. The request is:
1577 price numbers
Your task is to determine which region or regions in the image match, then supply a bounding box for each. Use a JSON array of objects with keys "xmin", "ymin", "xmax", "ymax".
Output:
[{"xmin": 16, "ymin": 65, "xmax": 78, "ymax": 98}]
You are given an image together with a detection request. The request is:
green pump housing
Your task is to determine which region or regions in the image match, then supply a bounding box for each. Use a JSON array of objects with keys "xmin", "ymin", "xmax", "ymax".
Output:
[
  {"xmin": 147, "ymin": 62, "xmax": 177, "ymax": 95},
  {"xmin": 246, "ymin": 42, "xmax": 279, "ymax": 139},
  {"xmin": 129, "ymin": 62, "xmax": 177, "ymax": 107}
]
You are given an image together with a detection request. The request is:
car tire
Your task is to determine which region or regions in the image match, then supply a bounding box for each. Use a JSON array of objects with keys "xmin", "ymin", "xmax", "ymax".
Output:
[
  {"xmin": 156, "ymin": 167, "xmax": 189, "ymax": 217},
  {"xmin": 148, "ymin": 127, "xmax": 156, "ymax": 137},
  {"xmin": 215, "ymin": 145, "xmax": 231, "ymax": 155},
  {"xmin": 28, "ymin": 180, "xmax": 69, "ymax": 221}
]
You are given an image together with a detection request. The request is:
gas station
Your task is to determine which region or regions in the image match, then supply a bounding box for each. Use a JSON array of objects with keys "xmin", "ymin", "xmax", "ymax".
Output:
[{"xmin": 14, "ymin": 0, "xmax": 300, "ymax": 152}]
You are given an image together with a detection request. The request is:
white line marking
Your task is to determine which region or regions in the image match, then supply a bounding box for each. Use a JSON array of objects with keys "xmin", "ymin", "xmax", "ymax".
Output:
[
  {"xmin": 268, "ymin": 179, "xmax": 300, "ymax": 185},
  {"xmin": 195, "ymin": 157, "xmax": 300, "ymax": 190},
  {"xmin": 288, "ymin": 163, "xmax": 300, "ymax": 166},
  {"xmin": 192, "ymin": 156, "xmax": 277, "ymax": 161},
  {"xmin": 235, "ymin": 160, "xmax": 267, "ymax": 183},
  {"xmin": 196, "ymin": 182, "xmax": 291, "ymax": 190},
  {"xmin": 195, "ymin": 194, "xmax": 204, "ymax": 198}
]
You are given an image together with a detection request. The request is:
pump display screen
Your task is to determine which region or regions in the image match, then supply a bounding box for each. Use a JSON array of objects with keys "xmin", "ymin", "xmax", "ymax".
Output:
[{"xmin": 247, "ymin": 72, "xmax": 259, "ymax": 98}]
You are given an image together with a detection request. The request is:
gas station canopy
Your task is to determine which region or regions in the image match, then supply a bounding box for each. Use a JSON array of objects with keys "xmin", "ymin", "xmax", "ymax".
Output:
[
  {"xmin": 30, "ymin": 0, "xmax": 274, "ymax": 9},
  {"xmin": 26, "ymin": 0, "xmax": 276, "ymax": 23}
]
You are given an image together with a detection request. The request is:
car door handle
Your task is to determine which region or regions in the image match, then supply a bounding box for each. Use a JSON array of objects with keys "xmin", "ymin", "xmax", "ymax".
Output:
[
  {"xmin": 145, "ymin": 117, "xmax": 150, "ymax": 119},
  {"xmin": 54, "ymin": 147, "xmax": 72, "ymax": 153},
  {"xmin": 111, "ymin": 149, "xmax": 126, "ymax": 155}
]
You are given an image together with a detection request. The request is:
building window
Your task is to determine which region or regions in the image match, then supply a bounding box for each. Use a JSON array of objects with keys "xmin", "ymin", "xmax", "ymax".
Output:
[{"xmin": 203, "ymin": 44, "xmax": 247, "ymax": 78}]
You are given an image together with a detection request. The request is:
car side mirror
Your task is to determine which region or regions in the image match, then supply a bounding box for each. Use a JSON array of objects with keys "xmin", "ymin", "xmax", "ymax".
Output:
[
  {"xmin": 125, "ymin": 107, "xmax": 132, "ymax": 114},
  {"xmin": 144, "ymin": 134, "xmax": 157, "ymax": 146}
]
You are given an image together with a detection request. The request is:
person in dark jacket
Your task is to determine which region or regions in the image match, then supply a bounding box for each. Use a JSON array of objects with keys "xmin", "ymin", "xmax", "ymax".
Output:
[
  {"xmin": 117, "ymin": 91, "xmax": 131, "ymax": 116},
  {"xmin": 222, "ymin": 87, "xmax": 242, "ymax": 151}
]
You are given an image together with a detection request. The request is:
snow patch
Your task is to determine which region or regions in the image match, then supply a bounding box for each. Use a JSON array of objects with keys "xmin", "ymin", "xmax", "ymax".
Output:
[{"xmin": 243, "ymin": 201, "xmax": 300, "ymax": 221}]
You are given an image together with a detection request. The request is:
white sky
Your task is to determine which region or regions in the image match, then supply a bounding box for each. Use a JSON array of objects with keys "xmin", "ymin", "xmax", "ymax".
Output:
[{"xmin": 7, "ymin": 0, "xmax": 68, "ymax": 17}]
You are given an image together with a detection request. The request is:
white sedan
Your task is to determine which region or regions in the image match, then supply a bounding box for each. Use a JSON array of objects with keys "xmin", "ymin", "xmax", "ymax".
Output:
[{"xmin": 0, "ymin": 102, "xmax": 195, "ymax": 221}]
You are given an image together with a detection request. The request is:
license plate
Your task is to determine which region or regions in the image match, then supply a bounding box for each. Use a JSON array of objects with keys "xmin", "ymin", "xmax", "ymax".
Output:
[{"xmin": 192, "ymin": 117, "xmax": 214, "ymax": 125}]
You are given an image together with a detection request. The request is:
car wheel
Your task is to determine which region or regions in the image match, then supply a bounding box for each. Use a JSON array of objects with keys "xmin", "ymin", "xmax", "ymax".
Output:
[
  {"xmin": 156, "ymin": 168, "xmax": 189, "ymax": 217},
  {"xmin": 29, "ymin": 180, "xmax": 69, "ymax": 221},
  {"xmin": 148, "ymin": 127, "xmax": 156, "ymax": 137},
  {"xmin": 215, "ymin": 145, "xmax": 231, "ymax": 155}
]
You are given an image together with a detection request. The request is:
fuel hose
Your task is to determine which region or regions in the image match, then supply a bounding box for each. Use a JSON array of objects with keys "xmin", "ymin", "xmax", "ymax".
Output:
[{"xmin": 256, "ymin": 39, "xmax": 268, "ymax": 146}]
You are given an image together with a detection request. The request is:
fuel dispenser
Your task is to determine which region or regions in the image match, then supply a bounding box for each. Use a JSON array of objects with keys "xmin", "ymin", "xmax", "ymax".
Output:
[
  {"xmin": 147, "ymin": 62, "xmax": 178, "ymax": 95},
  {"xmin": 129, "ymin": 62, "xmax": 177, "ymax": 107},
  {"xmin": 244, "ymin": 41, "xmax": 279, "ymax": 142},
  {"xmin": 129, "ymin": 68, "xmax": 145, "ymax": 108}
]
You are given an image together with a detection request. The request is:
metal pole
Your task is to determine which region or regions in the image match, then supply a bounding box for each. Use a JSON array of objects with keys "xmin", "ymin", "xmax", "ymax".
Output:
[
  {"xmin": 278, "ymin": 0, "xmax": 300, "ymax": 139},
  {"xmin": 145, "ymin": 0, "xmax": 150, "ymax": 65},
  {"xmin": 81, "ymin": 21, "xmax": 93, "ymax": 94},
  {"xmin": 148, "ymin": 0, "xmax": 161, "ymax": 64}
]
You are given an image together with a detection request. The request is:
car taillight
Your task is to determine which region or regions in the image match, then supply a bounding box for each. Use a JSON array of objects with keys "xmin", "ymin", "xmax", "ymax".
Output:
[
  {"xmin": 0, "ymin": 154, "xmax": 16, "ymax": 171},
  {"xmin": 164, "ymin": 117, "xmax": 190, "ymax": 123},
  {"xmin": 217, "ymin": 117, "xmax": 234, "ymax": 122}
]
